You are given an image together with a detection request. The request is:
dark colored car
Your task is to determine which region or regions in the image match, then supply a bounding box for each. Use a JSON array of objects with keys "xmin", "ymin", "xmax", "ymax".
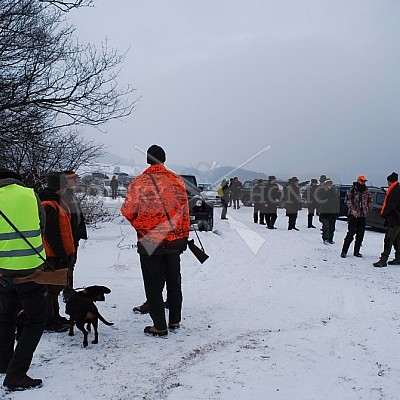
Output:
[
  {"xmin": 180, "ymin": 174, "xmax": 214, "ymax": 231},
  {"xmin": 338, "ymin": 184, "xmax": 386, "ymax": 230}
]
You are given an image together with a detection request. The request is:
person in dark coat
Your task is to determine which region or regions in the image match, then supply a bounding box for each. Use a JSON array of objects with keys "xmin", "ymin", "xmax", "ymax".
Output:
[
  {"xmin": 39, "ymin": 172, "xmax": 75, "ymax": 332},
  {"xmin": 373, "ymin": 172, "xmax": 400, "ymax": 267},
  {"xmin": 110, "ymin": 176, "xmax": 119, "ymax": 199},
  {"xmin": 252, "ymin": 179, "xmax": 266, "ymax": 224},
  {"xmin": 230, "ymin": 177, "xmax": 242, "ymax": 209},
  {"xmin": 283, "ymin": 177, "xmax": 302, "ymax": 230},
  {"xmin": 220, "ymin": 178, "xmax": 230, "ymax": 219},
  {"xmin": 62, "ymin": 171, "xmax": 88, "ymax": 295},
  {"xmin": 318, "ymin": 179, "xmax": 340, "ymax": 244},
  {"xmin": 341, "ymin": 175, "xmax": 373, "ymax": 258},
  {"xmin": 304, "ymin": 179, "xmax": 319, "ymax": 228},
  {"xmin": 265, "ymin": 176, "xmax": 280, "ymax": 229}
]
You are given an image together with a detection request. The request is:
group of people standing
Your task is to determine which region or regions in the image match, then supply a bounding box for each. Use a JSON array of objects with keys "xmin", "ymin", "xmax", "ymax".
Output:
[
  {"xmin": 218, "ymin": 176, "xmax": 242, "ymax": 220},
  {"xmin": 0, "ymin": 169, "xmax": 87, "ymax": 390}
]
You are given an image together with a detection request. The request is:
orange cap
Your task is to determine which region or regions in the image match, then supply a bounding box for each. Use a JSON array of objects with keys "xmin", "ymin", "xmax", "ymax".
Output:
[{"xmin": 357, "ymin": 175, "xmax": 367, "ymax": 181}]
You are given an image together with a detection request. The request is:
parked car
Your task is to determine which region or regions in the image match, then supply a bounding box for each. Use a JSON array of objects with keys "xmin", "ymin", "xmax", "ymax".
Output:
[
  {"xmin": 87, "ymin": 178, "xmax": 127, "ymax": 198},
  {"xmin": 180, "ymin": 175, "xmax": 214, "ymax": 231},
  {"xmin": 338, "ymin": 184, "xmax": 387, "ymax": 230},
  {"xmin": 198, "ymin": 183, "xmax": 222, "ymax": 207}
]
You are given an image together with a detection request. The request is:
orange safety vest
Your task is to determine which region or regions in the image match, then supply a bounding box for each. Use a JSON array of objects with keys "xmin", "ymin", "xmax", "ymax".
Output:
[{"xmin": 41, "ymin": 200, "xmax": 75, "ymax": 257}]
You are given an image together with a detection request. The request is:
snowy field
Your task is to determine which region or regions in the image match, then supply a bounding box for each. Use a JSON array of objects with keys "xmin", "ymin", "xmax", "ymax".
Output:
[{"xmin": 2, "ymin": 203, "xmax": 400, "ymax": 400}]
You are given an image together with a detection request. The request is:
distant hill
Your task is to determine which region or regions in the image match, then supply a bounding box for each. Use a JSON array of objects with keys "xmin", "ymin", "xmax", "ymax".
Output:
[{"xmin": 97, "ymin": 152, "xmax": 269, "ymax": 183}]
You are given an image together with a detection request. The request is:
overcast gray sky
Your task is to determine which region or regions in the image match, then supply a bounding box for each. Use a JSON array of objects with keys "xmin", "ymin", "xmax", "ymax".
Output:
[{"xmin": 71, "ymin": 0, "xmax": 400, "ymax": 185}]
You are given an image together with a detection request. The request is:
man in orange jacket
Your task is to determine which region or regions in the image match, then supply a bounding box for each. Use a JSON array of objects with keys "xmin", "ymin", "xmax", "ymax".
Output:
[{"xmin": 121, "ymin": 145, "xmax": 190, "ymax": 336}]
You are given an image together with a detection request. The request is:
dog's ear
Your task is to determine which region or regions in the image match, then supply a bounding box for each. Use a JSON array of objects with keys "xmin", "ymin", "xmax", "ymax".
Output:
[
  {"xmin": 84, "ymin": 286, "xmax": 94, "ymax": 298},
  {"xmin": 98, "ymin": 286, "xmax": 111, "ymax": 294}
]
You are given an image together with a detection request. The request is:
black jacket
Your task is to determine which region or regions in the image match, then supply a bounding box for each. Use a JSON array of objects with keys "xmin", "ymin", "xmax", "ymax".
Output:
[
  {"xmin": 318, "ymin": 187, "xmax": 340, "ymax": 215},
  {"xmin": 382, "ymin": 183, "xmax": 400, "ymax": 226},
  {"xmin": 265, "ymin": 183, "xmax": 280, "ymax": 211},
  {"xmin": 283, "ymin": 184, "xmax": 302, "ymax": 213}
]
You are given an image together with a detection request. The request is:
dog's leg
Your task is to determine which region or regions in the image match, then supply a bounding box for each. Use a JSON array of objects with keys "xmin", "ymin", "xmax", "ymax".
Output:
[
  {"xmin": 76, "ymin": 321, "xmax": 88, "ymax": 347},
  {"xmin": 68, "ymin": 318, "xmax": 75, "ymax": 336},
  {"xmin": 91, "ymin": 318, "xmax": 99, "ymax": 344}
]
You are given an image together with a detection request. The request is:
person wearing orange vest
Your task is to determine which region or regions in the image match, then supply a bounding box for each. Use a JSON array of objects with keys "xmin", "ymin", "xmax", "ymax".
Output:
[
  {"xmin": 374, "ymin": 172, "xmax": 400, "ymax": 268},
  {"xmin": 0, "ymin": 168, "xmax": 47, "ymax": 391},
  {"xmin": 39, "ymin": 172, "xmax": 75, "ymax": 331},
  {"xmin": 121, "ymin": 145, "xmax": 190, "ymax": 337}
]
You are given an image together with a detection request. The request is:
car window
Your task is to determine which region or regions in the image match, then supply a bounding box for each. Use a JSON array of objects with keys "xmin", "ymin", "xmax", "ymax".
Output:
[
  {"xmin": 376, "ymin": 192, "xmax": 385, "ymax": 206},
  {"xmin": 242, "ymin": 182, "xmax": 251, "ymax": 189},
  {"xmin": 104, "ymin": 180, "xmax": 111, "ymax": 187}
]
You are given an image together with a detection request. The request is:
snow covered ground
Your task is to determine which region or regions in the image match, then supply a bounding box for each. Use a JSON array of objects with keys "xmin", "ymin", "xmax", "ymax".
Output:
[{"xmin": 2, "ymin": 203, "xmax": 400, "ymax": 400}]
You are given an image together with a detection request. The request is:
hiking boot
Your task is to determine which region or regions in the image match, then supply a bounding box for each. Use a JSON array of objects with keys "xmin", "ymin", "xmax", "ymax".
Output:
[
  {"xmin": 353, "ymin": 252, "xmax": 362, "ymax": 258},
  {"xmin": 168, "ymin": 323, "xmax": 180, "ymax": 331},
  {"xmin": 388, "ymin": 259, "xmax": 400, "ymax": 265},
  {"xmin": 323, "ymin": 240, "xmax": 330, "ymax": 245},
  {"xmin": 3, "ymin": 375, "xmax": 42, "ymax": 391},
  {"xmin": 132, "ymin": 302, "xmax": 149, "ymax": 314},
  {"xmin": 45, "ymin": 321, "xmax": 69, "ymax": 333},
  {"xmin": 144, "ymin": 326, "xmax": 168, "ymax": 337},
  {"xmin": 373, "ymin": 260, "xmax": 387, "ymax": 268},
  {"xmin": 340, "ymin": 252, "xmax": 347, "ymax": 258}
]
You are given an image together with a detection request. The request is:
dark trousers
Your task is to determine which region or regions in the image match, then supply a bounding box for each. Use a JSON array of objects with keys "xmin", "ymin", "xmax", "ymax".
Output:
[
  {"xmin": 253, "ymin": 203, "xmax": 265, "ymax": 224},
  {"xmin": 265, "ymin": 213, "xmax": 277, "ymax": 228},
  {"xmin": 320, "ymin": 214, "xmax": 336, "ymax": 241},
  {"xmin": 380, "ymin": 224, "xmax": 400, "ymax": 262},
  {"xmin": 232, "ymin": 197, "xmax": 240, "ymax": 209},
  {"xmin": 342, "ymin": 216, "xmax": 366, "ymax": 254},
  {"xmin": 111, "ymin": 188, "xmax": 117, "ymax": 199},
  {"xmin": 0, "ymin": 282, "xmax": 47, "ymax": 379},
  {"xmin": 307, "ymin": 206, "xmax": 317, "ymax": 227},
  {"xmin": 140, "ymin": 252, "xmax": 182, "ymax": 331},
  {"xmin": 287, "ymin": 213, "xmax": 298, "ymax": 229},
  {"xmin": 221, "ymin": 199, "xmax": 228, "ymax": 219}
]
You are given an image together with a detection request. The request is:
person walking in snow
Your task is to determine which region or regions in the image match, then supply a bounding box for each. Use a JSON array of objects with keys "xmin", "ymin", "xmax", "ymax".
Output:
[
  {"xmin": 219, "ymin": 178, "xmax": 230, "ymax": 219},
  {"xmin": 340, "ymin": 175, "xmax": 372, "ymax": 258},
  {"xmin": 0, "ymin": 168, "xmax": 47, "ymax": 391},
  {"xmin": 264, "ymin": 176, "xmax": 280, "ymax": 229},
  {"xmin": 121, "ymin": 145, "xmax": 190, "ymax": 336},
  {"xmin": 110, "ymin": 176, "xmax": 119, "ymax": 199},
  {"xmin": 304, "ymin": 179, "xmax": 319, "ymax": 228},
  {"xmin": 283, "ymin": 177, "xmax": 302, "ymax": 230},
  {"xmin": 373, "ymin": 172, "xmax": 400, "ymax": 268},
  {"xmin": 318, "ymin": 179, "xmax": 340, "ymax": 244},
  {"xmin": 230, "ymin": 177, "xmax": 242, "ymax": 209},
  {"xmin": 252, "ymin": 179, "xmax": 266, "ymax": 224}
]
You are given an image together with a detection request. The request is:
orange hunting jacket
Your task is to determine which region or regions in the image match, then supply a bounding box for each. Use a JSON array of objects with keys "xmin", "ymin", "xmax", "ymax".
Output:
[{"xmin": 121, "ymin": 164, "xmax": 190, "ymax": 244}]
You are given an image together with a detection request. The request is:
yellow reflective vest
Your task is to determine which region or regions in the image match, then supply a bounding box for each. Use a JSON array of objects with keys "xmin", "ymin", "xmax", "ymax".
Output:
[{"xmin": 0, "ymin": 183, "xmax": 46, "ymax": 270}]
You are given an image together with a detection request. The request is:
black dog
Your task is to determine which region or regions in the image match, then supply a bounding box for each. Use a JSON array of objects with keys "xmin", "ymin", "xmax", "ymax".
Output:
[{"xmin": 65, "ymin": 285, "xmax": 113, "ymax": 347}]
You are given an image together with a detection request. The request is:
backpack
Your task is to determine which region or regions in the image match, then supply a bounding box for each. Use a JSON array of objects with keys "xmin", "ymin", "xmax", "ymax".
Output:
[{"xmin": 217, "ymin": 186, "xmax": 224, "ymax": 197}]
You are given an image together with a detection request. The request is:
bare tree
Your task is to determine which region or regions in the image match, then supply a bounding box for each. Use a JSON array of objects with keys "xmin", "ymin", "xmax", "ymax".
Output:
[
  {"xmin": 0, "ymin": 0, "xmax": 138, "ymax": 139},
  {"xmin": 0, "ymin": 129, "xmax": 105, "ymax": 188}
]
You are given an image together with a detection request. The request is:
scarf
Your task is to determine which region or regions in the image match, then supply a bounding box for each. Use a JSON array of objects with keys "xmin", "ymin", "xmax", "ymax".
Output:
[{"xmin": 381, "ymin": 181, "xmax": 399, "ymax": 215}]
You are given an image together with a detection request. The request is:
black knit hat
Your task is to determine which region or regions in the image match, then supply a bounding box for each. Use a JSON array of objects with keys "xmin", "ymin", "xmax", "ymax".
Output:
[
  {"xmin": 311, "ymin": 178, "xmax": 318, "ymax": 184},
  {"xmin": 0, "ymin": 168, "xmax": 22, "ymax": 182},
  {"xmin": 46, "ymin": 172, "xmax": 68, "ymax": 190},
  {"xmin": 147, "ymin": 145, "xmax": 166, "ymax": 165},
  {"xmin": 268, "ymin": 175, "xmax": 276, "ymax": 182},
  {"xmin": 319, "ymin": 174, "xmax": 327, "ymax": 183},
  {"xmin": 387, "ymin": 172, "xmax": 398, "ymax": 183}
]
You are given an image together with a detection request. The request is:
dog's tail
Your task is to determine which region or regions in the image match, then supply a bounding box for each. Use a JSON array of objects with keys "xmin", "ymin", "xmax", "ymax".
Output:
[{"xmin": 97, "ymin": 311, "xmax": 114, "ymax": 326}]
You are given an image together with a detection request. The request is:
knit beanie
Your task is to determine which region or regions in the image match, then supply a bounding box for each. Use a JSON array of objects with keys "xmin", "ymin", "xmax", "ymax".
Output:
[
  {"xmin": 387, "ymin": 172, "xmax": 398, "ymax": 183},
  {"xmin": 0, "ymin": 168, "xmax": 22, "ymax": 182},
  {"xmin": 146, "ymin": 145, "xmax": 166, "ymax": 165},
  {"xmin": 46, "ymin": 172, "xmax": 68, "ymax": 190}
]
